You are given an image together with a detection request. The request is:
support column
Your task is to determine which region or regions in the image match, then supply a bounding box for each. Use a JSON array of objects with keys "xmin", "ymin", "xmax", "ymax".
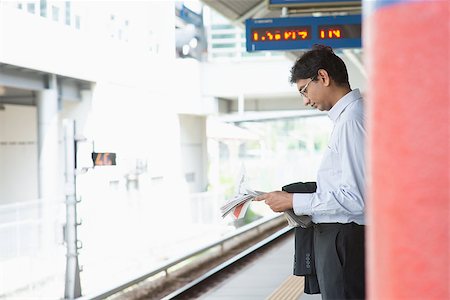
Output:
[
  {"xmin": 238, "ymin": 93, "xmax": 245, "ymax": 115},
  {"xmin": 365, "ymin": 0, "xmax": 449, "ymax": 299},
  {"xmin": 37, "ymin": 74, "xmax": 59, "ymax": 253}
]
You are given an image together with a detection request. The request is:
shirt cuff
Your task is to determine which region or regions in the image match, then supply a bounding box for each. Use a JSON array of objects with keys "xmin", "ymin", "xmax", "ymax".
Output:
[{"xmin": 293, "ymin": 193, "xmax": 314, "ymax": 216}]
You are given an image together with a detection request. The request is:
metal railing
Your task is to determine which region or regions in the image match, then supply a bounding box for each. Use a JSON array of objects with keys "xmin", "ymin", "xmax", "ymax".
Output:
[
  {"xmin": 0, "ymin": 198, "xmax": 64, "ymax": 259},
  {"xmin": 0, "ymin": 198, "xmax": 66, "ymax": 298}
]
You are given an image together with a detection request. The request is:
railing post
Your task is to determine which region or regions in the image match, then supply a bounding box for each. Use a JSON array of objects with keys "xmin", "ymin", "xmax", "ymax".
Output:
[{"xmin": 63, "ymin": 119, "xmax": 82, "ymax": 299}]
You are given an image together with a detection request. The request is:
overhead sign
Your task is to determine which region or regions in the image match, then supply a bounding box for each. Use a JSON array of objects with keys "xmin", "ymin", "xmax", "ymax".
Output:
[
  {"xmin": 245, "ymin": 15, "xmax": 361, "ymax": 51},
  {"xmin": 92, "ymin": 152, "xmax": 116, "ymax": 166},
  {"xmin": 268, "ymin": 0, "xmax": 361, "ymax": 8}
]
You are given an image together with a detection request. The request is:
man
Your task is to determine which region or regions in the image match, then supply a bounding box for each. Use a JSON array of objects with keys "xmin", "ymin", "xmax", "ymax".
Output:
[{"xmin": 255, "ymin": 45, "xmax": 366, "ymax": 300}]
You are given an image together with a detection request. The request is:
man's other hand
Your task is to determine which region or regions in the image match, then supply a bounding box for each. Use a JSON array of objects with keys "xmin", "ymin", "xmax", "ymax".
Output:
[{"xmin": 254, "ymin": 191, "xmax": 293, "ymax": 212}]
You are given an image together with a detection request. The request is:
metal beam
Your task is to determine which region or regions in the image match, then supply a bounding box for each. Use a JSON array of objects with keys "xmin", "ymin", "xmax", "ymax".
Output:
[
  {"xmin": 0, "ymin": 64, "xmax": 46, "ymax": 91},
  {"xmin": 236, "ymin": 1, "xmax": 268, "ymax": 25},
  {"xmin": 0, "ymin": 64, "xmax": 90, "ymax": 104},
  {"xmin": 0, "ymin": 95, "xmax": 36, "ymax": 106}
]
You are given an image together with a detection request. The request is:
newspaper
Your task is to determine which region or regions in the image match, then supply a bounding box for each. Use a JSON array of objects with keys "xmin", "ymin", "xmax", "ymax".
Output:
[
  {"xmin": 220, "ymin": 189, "xmax": 312, "ymax": 228},
  {"xmin": 283, "ymin": 209, "xmax": 312, "ymax": 228},
  {"xmin": 220, "ymin": 167, "xmax": 312, "ymax": 227},
  {"xmin": 220, "ymin": 166, "xmax": 260, "ymax": 220},
  {"xmin": 220, "ymin": 189, "xmax": 263, "ymax": 219}
]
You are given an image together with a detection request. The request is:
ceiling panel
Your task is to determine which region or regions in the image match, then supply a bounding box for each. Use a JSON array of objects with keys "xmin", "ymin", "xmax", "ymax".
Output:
[{"xmin": 201, "ymin": 0, "xmax": 267, "ymax": 22}]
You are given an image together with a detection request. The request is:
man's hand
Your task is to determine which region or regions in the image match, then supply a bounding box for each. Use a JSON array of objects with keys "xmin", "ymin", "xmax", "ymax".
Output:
[{"xmin": 254, "ymin": 191, "xmax": 293, "ymax": 212}]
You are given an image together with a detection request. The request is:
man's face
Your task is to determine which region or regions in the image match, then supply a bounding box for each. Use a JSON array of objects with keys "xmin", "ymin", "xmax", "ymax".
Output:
[{"xmin": 296, "ymin": 76, "xmax": 333, "ymax": 111}]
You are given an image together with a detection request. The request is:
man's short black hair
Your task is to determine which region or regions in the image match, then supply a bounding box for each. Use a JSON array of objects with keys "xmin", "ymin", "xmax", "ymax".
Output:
[{"xmin": 289, "ymin": 44, "xmax": 350, "ymax": 87}]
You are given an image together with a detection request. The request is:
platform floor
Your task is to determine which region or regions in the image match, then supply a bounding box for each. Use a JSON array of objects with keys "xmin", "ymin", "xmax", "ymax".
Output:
[{"xmin": 197, "ymin": 233, "xmax": 322, "ymax": 300}]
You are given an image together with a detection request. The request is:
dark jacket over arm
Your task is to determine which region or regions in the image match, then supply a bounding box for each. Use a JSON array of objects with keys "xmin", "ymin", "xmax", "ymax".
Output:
[{"xmin": 282, "ymin": 182, "xmax": 320, "ymax": 294}]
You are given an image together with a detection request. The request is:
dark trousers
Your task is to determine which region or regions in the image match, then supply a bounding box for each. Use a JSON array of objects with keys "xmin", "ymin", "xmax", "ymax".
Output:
[{"xmin": 314, "ymin": 223, "xmax": 365, "ymax": 300}]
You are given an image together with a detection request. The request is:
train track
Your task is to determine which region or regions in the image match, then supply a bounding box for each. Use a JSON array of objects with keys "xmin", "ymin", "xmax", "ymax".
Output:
[{"xmin": 160, "ymin": 226, "xmax": 293, "ymax": 300}]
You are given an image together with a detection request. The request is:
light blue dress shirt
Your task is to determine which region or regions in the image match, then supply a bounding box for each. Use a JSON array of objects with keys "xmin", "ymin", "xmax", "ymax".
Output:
[{"xmin": 293, "ymin": 89, "xmax": 366, "ymax": 225}]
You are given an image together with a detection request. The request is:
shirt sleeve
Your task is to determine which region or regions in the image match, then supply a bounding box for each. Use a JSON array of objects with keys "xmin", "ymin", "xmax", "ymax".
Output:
[
  {"xmin": 293, "ymin": 120, "xmax": 366, "ymax": 219},
  {"xmin": 293, "ymin": 193, "xmax": 314, "ymax": 215}
]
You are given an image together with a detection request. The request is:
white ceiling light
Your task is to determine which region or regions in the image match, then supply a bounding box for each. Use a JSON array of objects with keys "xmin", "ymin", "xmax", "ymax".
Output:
[
  {"xmin": 182, "ymin": 44, "xmax": 190, "ymax": 55},
  {"xmin": 189, "ymin": 37, "xmax": 198, "ymax": 49}
]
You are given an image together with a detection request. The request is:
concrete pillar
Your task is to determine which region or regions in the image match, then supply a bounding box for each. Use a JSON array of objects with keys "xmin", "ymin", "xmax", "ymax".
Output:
[
  {"xmin": 365, "ymin": 1, "xmax": 449, "ymax": 299},
  {"xmin": 37, "ymin": 75, "xmax": 59, "ymax": 252},
  {"xmin": 75, "ymin": 89, "xmax": 93, "ymax": 135},
  {"xmin": 238, "ymin": 94, "xmax": 245, "ymax": 115},
  {"xmin": 208, "ymin": 139, "xmax": 220, "ymax": 190}
]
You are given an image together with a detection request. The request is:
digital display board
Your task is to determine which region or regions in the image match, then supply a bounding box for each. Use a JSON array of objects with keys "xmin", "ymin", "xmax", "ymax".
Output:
[
  {"xmin": 92, "ymin": 152, "xmax": 116, "ymax": 166},
  {"xmin": 246, "ymin": 15, "xmax": 361, "ymax": 51}
]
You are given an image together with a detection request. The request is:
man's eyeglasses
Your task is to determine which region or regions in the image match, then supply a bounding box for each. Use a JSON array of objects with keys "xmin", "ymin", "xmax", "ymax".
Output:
[{"xmin": 299, "ymin": 76, "xmax": 316, "ymax": 98}]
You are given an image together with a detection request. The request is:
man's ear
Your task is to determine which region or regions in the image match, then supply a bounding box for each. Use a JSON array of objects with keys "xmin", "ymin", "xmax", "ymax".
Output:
[{"xmin": 318, "ymin": 69, "xmax": 330, "ymax": 87}]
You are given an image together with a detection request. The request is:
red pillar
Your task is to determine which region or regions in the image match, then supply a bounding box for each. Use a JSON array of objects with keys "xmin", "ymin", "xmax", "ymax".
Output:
[{"xmin": 365, "ymin": 0, "xmax": 449, "ymax": 299}]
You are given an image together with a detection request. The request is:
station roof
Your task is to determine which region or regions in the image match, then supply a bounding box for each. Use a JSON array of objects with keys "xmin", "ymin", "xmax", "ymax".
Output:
[
  {"xmin": 199, "ymin": 0, "xmax": 362, "ymax": 26},
  {"xmin": 200, "ymin": 0, "xmax": 278, "ymax": 25}
]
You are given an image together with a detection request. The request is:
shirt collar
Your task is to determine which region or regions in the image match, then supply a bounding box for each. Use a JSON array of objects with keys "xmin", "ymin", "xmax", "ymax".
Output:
[{"xmin": 328, "ymin": 89, "xmax": 362, "ymax": 122}]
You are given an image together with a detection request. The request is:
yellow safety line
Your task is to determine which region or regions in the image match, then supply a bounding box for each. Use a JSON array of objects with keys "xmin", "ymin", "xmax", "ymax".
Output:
[{"xmin": 266, "ymin": 275, "xmax": 304, "ymax": 300}]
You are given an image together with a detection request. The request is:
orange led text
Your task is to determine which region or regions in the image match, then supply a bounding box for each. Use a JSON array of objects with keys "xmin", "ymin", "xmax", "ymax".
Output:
[{"xmin": 320, "ymin": 29, "xmax": 342, "ymax": 39}]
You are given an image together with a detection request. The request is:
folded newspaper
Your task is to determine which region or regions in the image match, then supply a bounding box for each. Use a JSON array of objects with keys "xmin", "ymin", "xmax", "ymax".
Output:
[
  {"xmin": 220, "ymin": 189, "xmax": 312, "ymax": 228},
  {"xmin": 220, "ymin": 189, "xmax": 263, "ymax": 220},
  {"xmin": 283, "ymin": 209, "xmax": 312, "ymax": 228}
]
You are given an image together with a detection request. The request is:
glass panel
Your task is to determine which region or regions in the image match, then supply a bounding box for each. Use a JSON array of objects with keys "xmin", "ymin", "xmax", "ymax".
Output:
[
  {"xmin": 27, "ymin": 3, "xmax": 35, "ymax": 14},
  {"xmin": 52, "ymin": 5, "xmax": 59, "ymax": 22},
  {"xmin": 75, "ymin": 15, "xmax": 81, "ymax": 29},
  {"xmin": 211, "ymin": 33, "xmax": 235, "ymax": 39},
  {"xmin": 211, "ymin": 24, "xmax": 234, "ymax": 30},
  {"xmin": 65, "ymin": 1, "xmax": 71, "ymax": 25},
  {"xmin": 211, "ymin": 43, "xmax": 235, "ymax": 49},
  {"xmin": 40, "ymin": 0, "xmax": 47, "ymax": 17}
]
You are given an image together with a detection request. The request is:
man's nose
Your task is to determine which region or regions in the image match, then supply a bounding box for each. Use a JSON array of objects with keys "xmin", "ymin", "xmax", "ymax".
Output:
[{"xmin": 303, "ymin": 96, "xmax": 311, "ymax": 106}]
